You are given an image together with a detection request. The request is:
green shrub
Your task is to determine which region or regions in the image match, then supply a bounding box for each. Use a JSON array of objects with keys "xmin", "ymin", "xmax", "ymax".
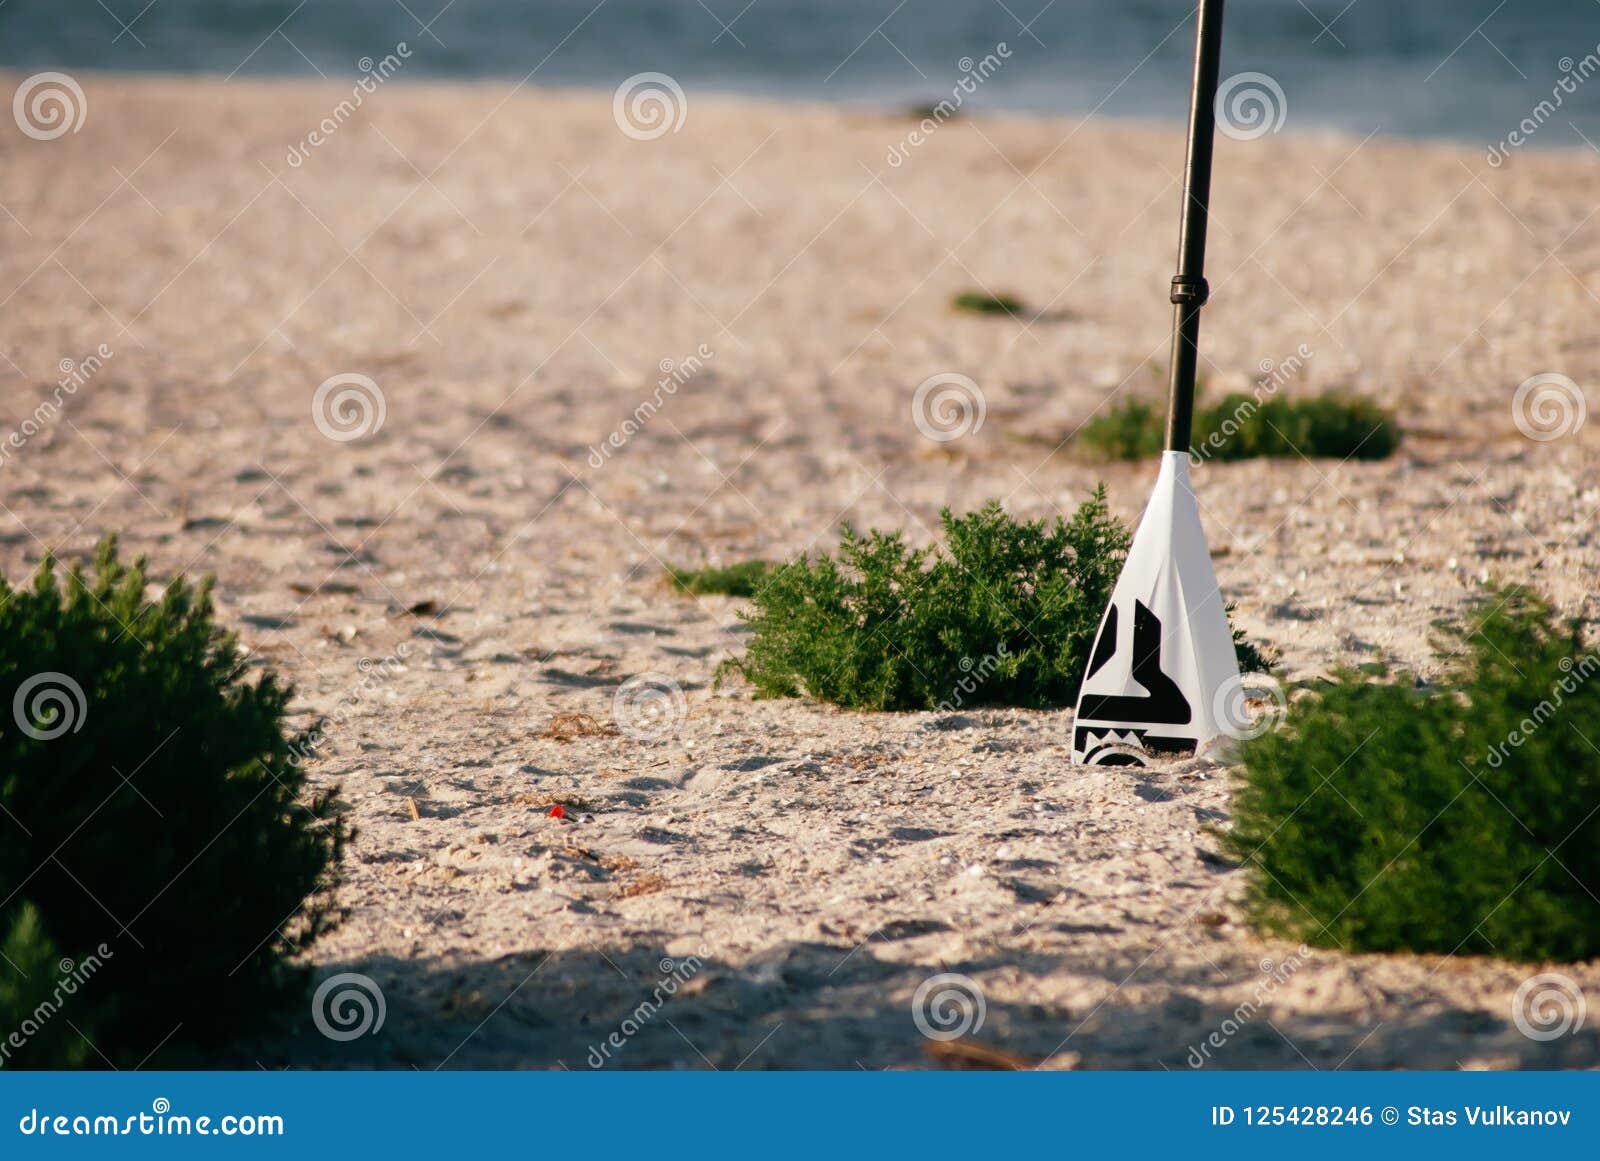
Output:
[
  {"xmin": 907, "ymin": 101, "xmax": 962, "ymax": 122},
  {"xmin": 1225, "ymin": 587, "xmax": 1600, "ymax": 962},
  {"xmin": 1230, "ymin": 612, "xmax": 1276, "ymax": 676},
  {"xmin": 1080, "ymin": 390, "xmax": 1400, "ymax": 462},
  {"xmin": 667, "ymin": 560, "xmax": 773, "ymax": 598},
  {"xmin": 0, "ymin": 904, "xmax": 91, "ymax": 1069},
  {"xmin": 727, "ymin": 494, "xmax": 1268, "ymax": 711},
  {"xmin": 0, "ymin": 539, "xmax": 347, "ymax": 1064},
  {"xmin": 952, "ymin": 290, "xmax": 1025, "ymax": 317},
  {"xmin": 1077, "ymin": 397, "xmax": 1165, "ymax": 461}
]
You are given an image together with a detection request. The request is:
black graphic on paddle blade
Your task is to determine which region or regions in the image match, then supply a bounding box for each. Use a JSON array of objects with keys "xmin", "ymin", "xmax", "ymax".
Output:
[
  {"xmin": 1086, "ymin": 604, "xmax": 1117, "ymax": 679},
  {"xmin": 1076, "ymin": 599, "xmax": 1192, "ymax": 726}
]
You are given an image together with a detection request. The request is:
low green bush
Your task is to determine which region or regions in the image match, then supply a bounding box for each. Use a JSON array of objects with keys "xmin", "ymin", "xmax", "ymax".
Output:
[
  {"xmin": 952, "ymin": 290, "xmax": 1025, "ymax": 317},
  {"xmin": 0, "ymin": 539, "xmax": 348, "ymax": 1065},
  {"xmin": 1226, "ymin": 587, "xmax": 1600, "ymax": 962},
  {"xmin": 1230, "ymin": 616, "xmax": 1275, "ymax": 677},
  {"xmin": 906, "ymin": 101, "xmax": 963, "ymax": 122},
  {"xmin": 667, "ymin": 560, "xmax": 773, "ymax": 598},
  {"xmin": 1080, "ymin": 390, "xmax": 1400, "ymax": 462},
  {"xmin": 0, "ymin": 904, "xmax": 91, "ymax": 1069},
  {"xmin": 726, "ymin": 494, "xmax": 1268, "ymax": 711},
  {"xmin": 1077, "ymin": 397, "xmax": 1165, "ymax": 462}
]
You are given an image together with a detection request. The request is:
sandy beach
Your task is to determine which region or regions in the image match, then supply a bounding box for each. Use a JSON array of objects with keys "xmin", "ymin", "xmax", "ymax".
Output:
[{"xmin": 2, "ymin": 73, "xmax": 1598, "ymax": 1069}]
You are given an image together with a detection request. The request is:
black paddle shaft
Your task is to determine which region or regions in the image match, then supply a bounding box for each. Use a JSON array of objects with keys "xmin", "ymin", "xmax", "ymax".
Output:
[{"xmin": 1164, "ymin": 0, "xmax": 1227, "ymax": 453}]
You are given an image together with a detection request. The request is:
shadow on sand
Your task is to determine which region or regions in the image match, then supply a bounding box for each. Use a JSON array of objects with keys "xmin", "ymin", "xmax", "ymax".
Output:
[{"xmin": 238, "ymin": 940, "xmax": 1598, "ymax": 1071}]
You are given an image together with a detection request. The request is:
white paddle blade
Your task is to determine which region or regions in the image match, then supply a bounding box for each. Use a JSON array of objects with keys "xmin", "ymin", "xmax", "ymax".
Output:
[{"xmin": 1072, "ymin": 451, "xmax": 1240, "ymax": 766}]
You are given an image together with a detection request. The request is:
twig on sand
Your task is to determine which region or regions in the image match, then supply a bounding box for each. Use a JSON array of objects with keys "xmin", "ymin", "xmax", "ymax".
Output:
[
  {"xmin": 542, "ymin": 711, "xmax": 615, "ymax": 740},
  {"xmin": 615, "ymin": 872, "xmax": 670, "ymax": 899},
  {"xmin": 922, "ymin": 1038, "xmax": 1080, "ymax": 1071}
]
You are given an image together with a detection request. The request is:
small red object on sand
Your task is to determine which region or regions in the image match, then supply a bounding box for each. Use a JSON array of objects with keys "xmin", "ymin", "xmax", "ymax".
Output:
[{"xmin": 547, "ymin": 805, "xmax": 566, "ymax": 819}]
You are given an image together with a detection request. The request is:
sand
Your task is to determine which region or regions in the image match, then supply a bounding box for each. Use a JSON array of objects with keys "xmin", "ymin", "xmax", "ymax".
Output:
[{"xmin": 2, "ymin": 74, "xmax": 1598, "ymax": 1069}]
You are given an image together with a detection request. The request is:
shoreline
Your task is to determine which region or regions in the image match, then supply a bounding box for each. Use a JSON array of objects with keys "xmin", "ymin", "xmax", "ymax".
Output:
[{"xmin": 4, "ymin": 67, "xmax": 1594, "ymax": 159}]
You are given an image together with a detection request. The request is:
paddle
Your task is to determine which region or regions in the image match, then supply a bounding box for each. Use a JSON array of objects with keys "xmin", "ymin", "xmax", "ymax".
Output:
[{"xmin": 1072, "ymin": 0, "xmax": 1240, "ymax": 766}]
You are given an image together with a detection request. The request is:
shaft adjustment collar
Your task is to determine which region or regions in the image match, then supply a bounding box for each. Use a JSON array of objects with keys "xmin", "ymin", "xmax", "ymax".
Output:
[{"xmin": 1170, "ymin": 275, "xmax": 1210, "ymax": 307}]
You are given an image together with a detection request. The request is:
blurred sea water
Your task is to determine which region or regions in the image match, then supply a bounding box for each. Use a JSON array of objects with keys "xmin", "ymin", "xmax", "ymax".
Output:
[{"xmin": 4, "ymin": 0, "xmax": 1600, "ymax": 148}]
